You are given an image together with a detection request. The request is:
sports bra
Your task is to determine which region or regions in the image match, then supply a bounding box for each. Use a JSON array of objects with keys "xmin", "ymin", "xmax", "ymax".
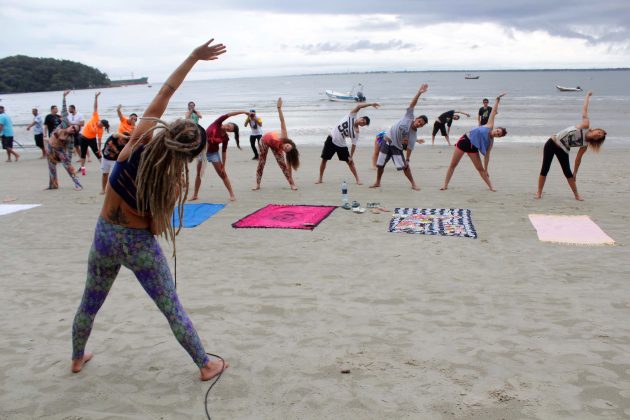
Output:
[{"xmin": 109, "ymin": 145, "xmax": 144, "ymax": 210}]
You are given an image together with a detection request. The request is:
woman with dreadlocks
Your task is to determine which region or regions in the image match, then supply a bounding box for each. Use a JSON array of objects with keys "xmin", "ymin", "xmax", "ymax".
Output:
[{"xmin": 70, "ymin": 39, "xmax": 228, "ymax": 381}]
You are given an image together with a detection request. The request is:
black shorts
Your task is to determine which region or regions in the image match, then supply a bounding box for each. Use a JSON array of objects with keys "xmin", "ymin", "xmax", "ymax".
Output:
[
  {"xmin": 74, "ymin": 134, "xmax": 81, "ymax": 147},
  {"xmin": 1, "ymin": 136, "xmax": 14, "ymax": 150},
  {"xmin": 432, "ymin": 121, "xmax": 447, "ymax": 137},
  {"xmin": 34, "ymin": 133, "xmax": 44, "ymax": 148},
  {"xmin": 320, "ymin": 135, "xmax": 350, "ymax": 161},
  {"xmin": 455, "ymin": 135, "xmax": 479, "ymax": 153}
]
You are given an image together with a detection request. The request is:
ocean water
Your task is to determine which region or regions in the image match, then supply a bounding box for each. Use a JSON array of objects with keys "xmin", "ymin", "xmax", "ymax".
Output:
[{"xmin": 1, "ymin": 70, "xmax": 628, "ymax": 149}]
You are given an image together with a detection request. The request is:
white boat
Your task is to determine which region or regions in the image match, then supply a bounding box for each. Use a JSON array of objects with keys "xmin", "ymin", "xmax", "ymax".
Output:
[
  {"xmin": 556, "ymin": 85, "xmax": 583, "ymax": 92},
  {"xmin": 325, "ymin": 83, "xmax": 366, "ymax": 102},
  {"xmin": 465, "ymin": 73, "xmax": 480, "ymax": 80}
]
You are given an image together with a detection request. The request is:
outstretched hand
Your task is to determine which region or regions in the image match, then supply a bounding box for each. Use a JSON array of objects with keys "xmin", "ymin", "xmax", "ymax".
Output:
[
  {"xmin": 419, "ymin": 83, "xmax": 429, "ymax": 94},
  {"xmin": 496, "ymin": 92, "xmax": 507, "ymax": 100},
  {"xmin": 191, "ymin": 39, "xmax": 227, "ymax": 61},
  {"xmin": 277, "ymin": 97, "xmax": 283, "ymax": 109},
  {"xmin": 371, "ymin": 103, "xmax": 381, "ymax": 108},
  {"xmin": 586, "ymin": 91, "xmax": 593, "ymax": 97},
  {"xmin": 95, "ymin": 92, "xmax": 101, "ymax": 98},
  {"xmin": 63, "ymin": 90, "xmax": 71, "ymax": 97}
]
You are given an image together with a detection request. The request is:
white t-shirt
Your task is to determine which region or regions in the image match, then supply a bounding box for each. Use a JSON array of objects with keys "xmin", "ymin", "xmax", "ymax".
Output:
[
  {"xmin": 32, "ymin": 115, "xmax": 44, "ymax": 135},
  {"xmin": 246, "ymin": 116, "xmax": 263, "ymax": 136},
  {"xmin": 553, "ymin": 126, "xmax": 587, "ymax": 154},
  {"xmin": 67, "ymin": 112, "xmax": 84, "ymax": 127},
  {"xmin": 330, "ymin": 112, "xmax": 359, "ymax": 148}
]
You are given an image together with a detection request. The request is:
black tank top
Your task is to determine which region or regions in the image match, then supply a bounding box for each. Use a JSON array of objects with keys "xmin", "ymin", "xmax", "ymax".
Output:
[{"xmin": 109, "ymin": 145, "xmax": 144, "ymax": 210}]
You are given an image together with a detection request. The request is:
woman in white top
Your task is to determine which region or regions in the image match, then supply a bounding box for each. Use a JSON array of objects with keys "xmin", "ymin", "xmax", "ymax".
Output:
[{"xmin": 535, "ymin": 91, "xmax": 606, "ymax": 201}]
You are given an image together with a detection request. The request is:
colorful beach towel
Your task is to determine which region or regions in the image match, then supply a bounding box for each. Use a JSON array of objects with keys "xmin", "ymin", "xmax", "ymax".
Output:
[
  {"xmin": 528, "ymin": 214, "xmax": 615, "ymax": 245},
  {"xmin": 389, "ymin": 208, "xmax": 477, "ymax": 239},
  {"xmin": 173, "ymin": 203, "xmax": 225, "ymax": 228},
  {"xmin": 0, "ymin": 204, "xmax": 41, "ymax": 217},
  {"xmin": 232, "ymin": 204, "xmax": 337, "ymax": 230}
]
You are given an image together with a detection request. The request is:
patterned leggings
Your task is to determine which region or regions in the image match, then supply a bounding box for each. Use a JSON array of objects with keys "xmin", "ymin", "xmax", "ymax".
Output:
[
  {"xmin": 256, "ymin": 143, "xmax": 291, "ymax": 185},
  {"xmin": 72, "ymin": 218, "xmax": 209, "ymax": 368},
  {"xmin": 47, "ymin": 144, "xmax": 82, "ymax": 189}
]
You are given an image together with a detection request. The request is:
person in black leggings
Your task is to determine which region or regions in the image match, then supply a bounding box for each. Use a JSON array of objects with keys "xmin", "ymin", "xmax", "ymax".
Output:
[
  {"xmin": 535, "ymin": 91, "xmax": 606, "ymax": 201},
  {"xmin": 79, "ymin": 92, "xmax": 109, "ymax": 173}
]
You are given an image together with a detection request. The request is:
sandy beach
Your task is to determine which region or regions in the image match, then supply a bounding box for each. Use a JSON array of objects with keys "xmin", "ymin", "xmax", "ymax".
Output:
[{"xmin": 1, "ymin": 143, "xmax": 629, "ymax": 419}]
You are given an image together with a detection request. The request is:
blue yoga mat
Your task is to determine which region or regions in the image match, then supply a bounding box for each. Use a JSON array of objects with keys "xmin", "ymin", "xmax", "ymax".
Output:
[{"xmin": 172, "ymin": 203, "xmax": 225, "ymax": 228}]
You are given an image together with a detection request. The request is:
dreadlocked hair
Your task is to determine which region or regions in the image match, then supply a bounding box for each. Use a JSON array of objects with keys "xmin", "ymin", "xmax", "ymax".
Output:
[{"xmin": 134, "ymin": 118, "xmax": 202, "ymax": 256}]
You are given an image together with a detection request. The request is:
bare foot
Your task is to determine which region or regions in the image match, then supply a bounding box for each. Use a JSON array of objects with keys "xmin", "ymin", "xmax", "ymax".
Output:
[
  {"xmin": 369, "ymin": 183, "xmax": 380, "ymax": 189},
  {"xmin": 99, "ymin": 190, "xmax": 106, "ymax": 195},
  {"xmin": 411, "ymin": 185, "xmax": 420, "ymax": 191},
  {"xmin": 74, "ymin": 185, "xmax": 83, "ymax": 191},
  {"xmin": 252, "ymin": 185, "xmax": 260, "ymax": 191},
  {"xmin": 574, "ymin": 194, "xmax": 584, "ymax": 201},
  {"xmin": 315, "ymin": 180, "xmax": 323, "ymax": 184},
  {"xmin": 534, "ymin": 192, "xmax": 542, "ymax": 199},
  {"xmin": 290, "ymin": 185, "xmax": 298, "ymax": 191},
  {"xmin": 44, "ymin": 186, "xmax": 58, "ymax": 190},
  {"xmin": 15, "ymin": 154, "xmax": 20, "ymax": 161},
  {"xmin": 490, "ymin": 188, "xmax": 497, "ymax": 192},
  {"xmin": 356, "ymin": 180, "xmax": 363, "ymax": 185},
  {"xmin": 200, "ymin": 358, "xmax": 229, "ymax": 381},
  {"xmin": 5, "ymin": 160, "xmax": 11, "ymax": 163},
  {"xmin": 229, "ymin": 195, "xmax": 236, "ymax": 201},
  {"xmin": 440, "ymin": 186, "xmax": 448, "ymax": 191},
  {"xmin": 71, "ymin": 352, "xmax": 93, "ymax": 373},
  {"xmin": 189, "ymin": 196, "xmax": 198, "ymax": 201}
]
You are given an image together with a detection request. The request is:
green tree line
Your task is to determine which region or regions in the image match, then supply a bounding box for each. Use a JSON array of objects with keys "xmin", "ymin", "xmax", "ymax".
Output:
[{"xmin": 0, "ymin": 55, "xmax": 111, "ymax": 94}]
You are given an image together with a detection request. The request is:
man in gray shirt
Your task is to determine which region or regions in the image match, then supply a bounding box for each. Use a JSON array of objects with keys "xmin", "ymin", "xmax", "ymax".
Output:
[{"xmin": 370, "ymin": 83, "xmax": 428, "ymax": 190}]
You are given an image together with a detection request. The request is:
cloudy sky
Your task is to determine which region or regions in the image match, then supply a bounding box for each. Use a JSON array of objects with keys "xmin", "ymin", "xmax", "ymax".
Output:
[{"xmin": 1, "ymin": 0, "xmax": 629, "ymax": 82}]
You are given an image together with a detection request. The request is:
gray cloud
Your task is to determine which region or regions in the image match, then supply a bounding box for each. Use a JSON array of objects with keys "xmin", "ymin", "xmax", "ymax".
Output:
[
  {"xmin": 205, "ymin": 0, "xmax": 630, "ymax": 45},
  {"xmin": 299, "ymin": 39, "xmax": 415, "ymax": 54}
]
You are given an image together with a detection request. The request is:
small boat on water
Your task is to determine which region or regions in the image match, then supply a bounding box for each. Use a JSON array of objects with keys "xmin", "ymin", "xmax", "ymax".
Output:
[
  {"xmin": 465, "ymin": 73, "xmax": 480, "ymax": 80},
  {"xmin": 325, "ymin": 83, "xmax": 367, "ymax": 102},
  {"xmin": 556, "ymin": 85, "xmax": 583, "ymax": 92}
]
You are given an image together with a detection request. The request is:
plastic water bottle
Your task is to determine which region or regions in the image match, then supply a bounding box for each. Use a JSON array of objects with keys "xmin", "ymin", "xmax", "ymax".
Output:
[{"xmin": 341, "ymin": 181, "xmax": 348, "ymax": 205}]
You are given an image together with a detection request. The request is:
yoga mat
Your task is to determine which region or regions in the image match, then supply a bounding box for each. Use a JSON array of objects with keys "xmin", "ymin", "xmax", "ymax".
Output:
[
  {"xmin": 232, "ymin": 204, "xmax": 337, "ymax": 230},
  {"xmin": 172, "ymin": 203, "xmax": 225, "ymax": 228},
  {"xmin": 0, "ymin": 204, "xmax": 41, "ymax": 217},
  {"xmin": 389, "ymin": 208, "xmax": 477, "ymax": 239},
  {"xmin": 528, "ymin": 214, "xmax": 615, "ymax": 245}
]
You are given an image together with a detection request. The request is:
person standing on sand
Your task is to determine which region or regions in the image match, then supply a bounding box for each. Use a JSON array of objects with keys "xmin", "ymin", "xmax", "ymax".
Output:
[
  {"xmin": 431, "ymin": 109, "xmax": 470, "ymax": 146},
  {"xmin": 370, "ymin": 84, "xmax": 429, "ymax": 191},
  {"xmin": 44, "ymin": 105, "xmax": 63, "ymax": 138},
  {"xmin": 440, "ymin": 94, "xmax": 507, "ymax": 192},
  {"xmin": 316, "ymin": 102, "xmax": 379, "ymax": 185},
  {"xmin": 26, "ymin": 108, "xmax": 46, "ymax": 158},
  {"xmin": 244, "ymin": 109, "xmax": 263, "ymax": 160},
  {"xmin": 78, "ymin": 92, "xmax": 109, "ymax": 174},
  {"xmin": 186, "ymin": 101, "xmax": 202, "ymax": 124},
  {"xmin": 70, "ymin": 38, "xmax": 229, "ymax": 381},
  {"xmin": 99, "ymin": 131, "xmax": 130, "ymax": 194},
  {"xmin": 117, "ymin": 104, "xmax": 138, "ymax": 135},
  {"xmin": 253, "ymin": 97, "xmax": 300, "ymax": 191},
  {"xmin": 190, "ymin": 111, "xmax": 247, "ymax": 201},
  {"xmin": 46, "ymin": 124, "xmax": 82, "ymax": 190},
  {"xmin": 0, "ymin": 106, "xmax": 20, "ymax": 162},
  {"xmin": 477, "ymin": 98, "xmax": 492, "ymax": 126},
  {"xmin": 535, "ymin": 91, "xmax": 606, "ymax": 201},
  {"xmin": 67, "ymin": 100, "xmax": 85, "ymax": 159}
]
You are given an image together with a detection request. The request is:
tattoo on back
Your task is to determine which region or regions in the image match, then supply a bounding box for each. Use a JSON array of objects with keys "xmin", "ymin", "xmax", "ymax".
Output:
[{"xmin": 108, "ymin": 206, "xmax": 130, "ymax": 226}]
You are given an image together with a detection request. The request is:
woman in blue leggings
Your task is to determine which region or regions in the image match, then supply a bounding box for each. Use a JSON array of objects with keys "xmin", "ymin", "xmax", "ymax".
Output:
[{"xmin": 71, "ymin": 38, "xmax": 228, "ymax": 381}]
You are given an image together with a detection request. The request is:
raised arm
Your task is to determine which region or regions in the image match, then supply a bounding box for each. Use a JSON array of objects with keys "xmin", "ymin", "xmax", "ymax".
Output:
[
  {"xmin": 485, "ymin": 93, "xmax": 506, "ymax": 128},
  {"xmin": 351, "ymin": 102, "xmax": 380, "ymax": 114},
  {"xmin": 117, "ymin": 104, "xmax": 124, "ymax": 121},
  {"xmin": 455, "ymin": 111, "xmax": 470, "ymax": 118},
  {"xmin": 409, "ymin": 84, "xmax": 429, "ymax": 109},
  {"xmin": 225, "ymin": 110, "xmax": 249, "ymax": 118},
  {"xmin": 93, "ymin": 92, "xmax": 100, "ymax": 113},
  {"xmin": 277, "ymin": 97, "xmax": 288, "ymax": 138},
  {"xmin": 577, "ymin": 91, "xmax": 592, "ymax": 129},
  {"xmin": 127, "ymin": 39, "xmax": 226, "ymax": 149}
]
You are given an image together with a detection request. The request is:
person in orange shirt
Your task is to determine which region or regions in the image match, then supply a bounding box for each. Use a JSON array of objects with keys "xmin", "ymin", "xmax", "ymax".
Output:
[
  {"xmin": 79, "ymin": 92, "xmax": 109, "ymax": 173},
  {"xmin": 117, "ymin": 104, "xmax": 137, "ymax": 134},
  {"xmin": 252, "ymin": 97, "xmax": 299, "ymax": 191}
]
